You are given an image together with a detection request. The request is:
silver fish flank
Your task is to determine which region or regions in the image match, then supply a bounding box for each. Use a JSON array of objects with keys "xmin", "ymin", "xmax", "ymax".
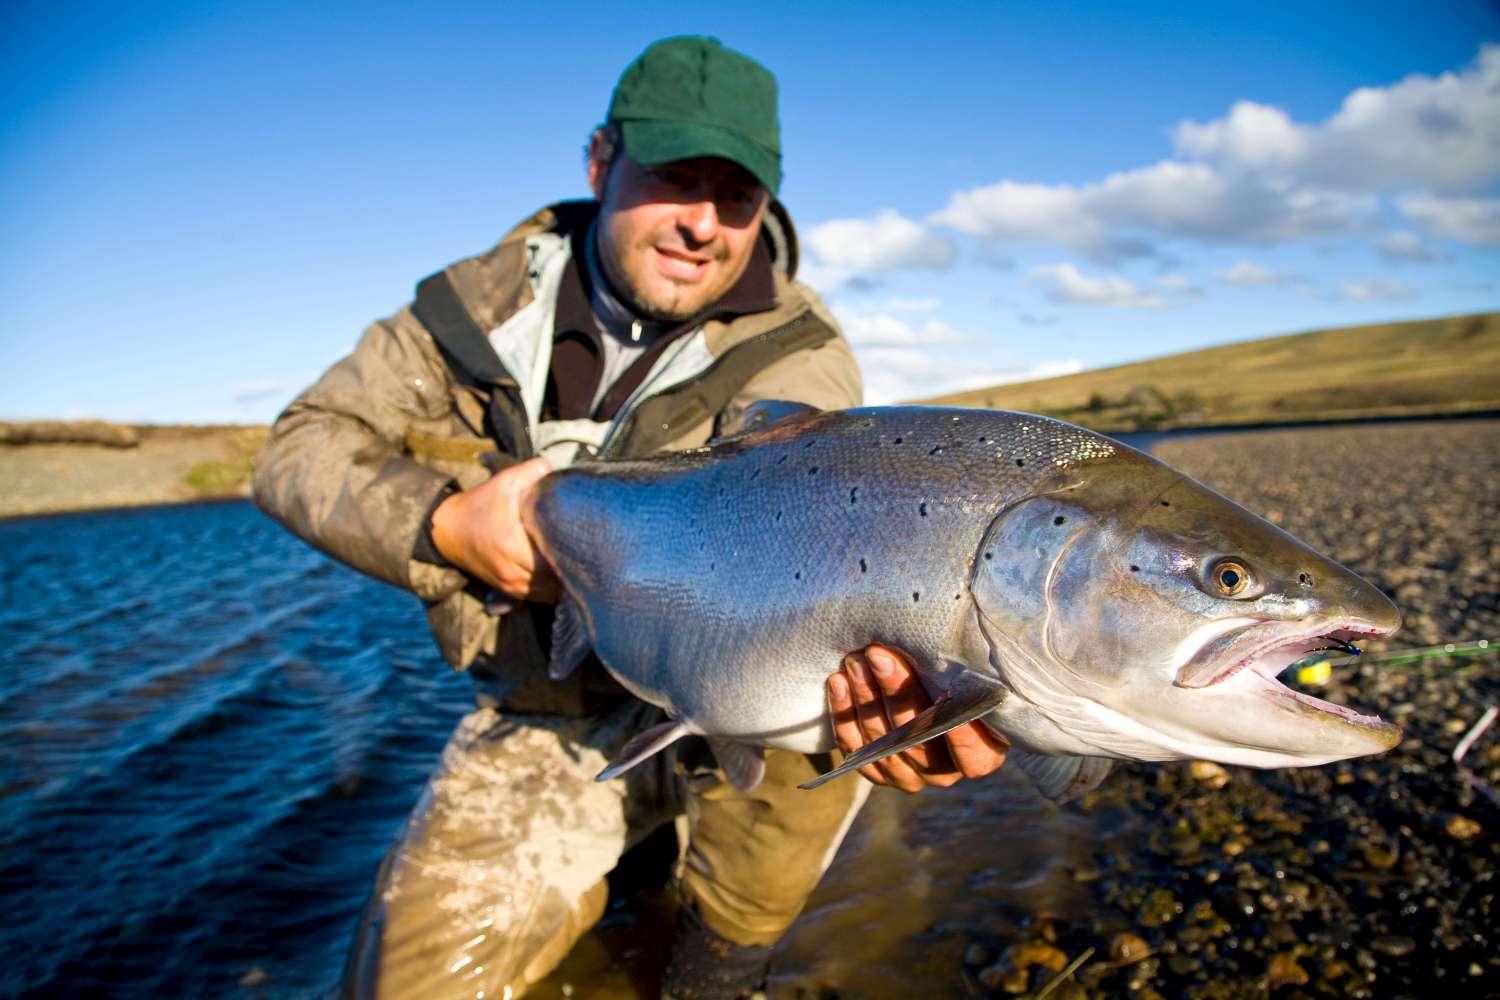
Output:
[{"xmin": 523, "ymin": 406, "xmax": 1402, "ymax": 799}]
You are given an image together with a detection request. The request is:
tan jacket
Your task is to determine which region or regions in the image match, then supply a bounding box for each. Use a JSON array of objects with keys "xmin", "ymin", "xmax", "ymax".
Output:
[{"xmin": 254, "ymin": 201, "xmax": 861, "ymax": 699}]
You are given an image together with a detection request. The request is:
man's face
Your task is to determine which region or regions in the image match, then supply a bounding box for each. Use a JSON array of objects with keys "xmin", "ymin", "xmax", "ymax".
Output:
[{"xmin": 589, "ymin": 138, "xmax": 769, "ymax": 322}]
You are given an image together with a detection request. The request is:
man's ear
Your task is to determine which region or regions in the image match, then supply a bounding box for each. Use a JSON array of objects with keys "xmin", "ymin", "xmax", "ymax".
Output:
[{"xmin": 586, "ymin": 130, "xmax": 611, "ymax": 200}]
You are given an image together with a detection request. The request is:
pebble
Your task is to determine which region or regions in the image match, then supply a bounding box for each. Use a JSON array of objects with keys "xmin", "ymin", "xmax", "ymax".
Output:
[
  {"xmin": 1372, "ymin": 935, "xmax": 1416, "ymax": 958},
  {"xmin": 1109, "ymin": 932, "xmax": 1151, "ymax": 964},
  {"xmin": 1188, "ymin": 760, "xmax": 1230, "ymax": 788},
  {"xmin": 1267, "ymin": 952, "xmax": 1309, "ymax": 988},
  {"xmin": 952, "ymin": 423, "xmax": 1500, "ymax": 1000},
  {"xmin": 1445, "ymin": 815, "xmax": 1481, "ymax": 840}
]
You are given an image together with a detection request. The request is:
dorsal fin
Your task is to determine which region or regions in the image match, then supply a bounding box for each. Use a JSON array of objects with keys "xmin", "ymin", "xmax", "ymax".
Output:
[{"xmin": 717, "ymin": 399, "xmax": 823, "ymax": 439}]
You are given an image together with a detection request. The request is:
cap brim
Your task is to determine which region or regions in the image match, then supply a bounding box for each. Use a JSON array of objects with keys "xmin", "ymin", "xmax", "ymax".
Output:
[{"xmin": 619, "ymin": 119, "xmax": 781, "ymax": 196}]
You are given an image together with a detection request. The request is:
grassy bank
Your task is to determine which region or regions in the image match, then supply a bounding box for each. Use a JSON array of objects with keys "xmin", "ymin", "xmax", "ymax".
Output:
[{"xmin": 917, "ymin": 311, "xmax": 1500, "ymax": 432}]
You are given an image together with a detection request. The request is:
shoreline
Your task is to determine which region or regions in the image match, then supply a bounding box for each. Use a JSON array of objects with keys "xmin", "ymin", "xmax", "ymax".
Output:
[
  {"xmin": 0, "ymin": 424, "xmax": 265, "ymax": 520},
  {"xmin": 4, "ymin": 410, "xmax": 1494, "ymax": 521}
]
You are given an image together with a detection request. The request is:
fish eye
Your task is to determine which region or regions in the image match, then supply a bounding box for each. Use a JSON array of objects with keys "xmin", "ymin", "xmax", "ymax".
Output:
[{"xmin": 1211, "ymin": 559, "xmax": 1251, "ymax": 597}]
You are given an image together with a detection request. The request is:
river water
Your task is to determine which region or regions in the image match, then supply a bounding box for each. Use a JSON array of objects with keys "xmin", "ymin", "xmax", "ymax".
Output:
[
  {"xmin": 0, "ymin": 502, "xmax": 473, "ymax": 997},
  {"xmin": 0, "ymin": 500, "xmax": 1118, "ymax": 998}
]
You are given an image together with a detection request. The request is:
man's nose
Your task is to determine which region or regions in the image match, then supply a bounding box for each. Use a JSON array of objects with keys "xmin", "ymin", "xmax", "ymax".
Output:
[{"xmin": 680, "ymin": 199, "xmax": 719, "ymax": 244}]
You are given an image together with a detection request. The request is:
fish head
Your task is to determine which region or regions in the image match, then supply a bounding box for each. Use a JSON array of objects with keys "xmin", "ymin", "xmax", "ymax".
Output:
[{"xmin": 970, "ymin": 451, "xmax": 1402, "ymax": 768}]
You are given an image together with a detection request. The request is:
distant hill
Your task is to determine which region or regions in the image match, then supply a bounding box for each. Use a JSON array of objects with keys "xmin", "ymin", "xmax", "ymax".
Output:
[{"xmin": 917, "ymin": 311, "xmax": 1500, "ymax": 432}]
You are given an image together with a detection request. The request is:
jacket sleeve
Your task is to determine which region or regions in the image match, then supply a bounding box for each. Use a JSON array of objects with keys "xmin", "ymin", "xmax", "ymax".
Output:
[{"xmin": 252, "ymin": 307, "xmax": 471, "ymax": 602}]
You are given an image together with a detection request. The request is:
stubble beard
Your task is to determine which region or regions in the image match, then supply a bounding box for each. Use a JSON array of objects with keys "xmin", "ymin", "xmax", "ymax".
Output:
[{"xmin": 600, "ymin": 225, "xmax": 731, "ymax": 324}]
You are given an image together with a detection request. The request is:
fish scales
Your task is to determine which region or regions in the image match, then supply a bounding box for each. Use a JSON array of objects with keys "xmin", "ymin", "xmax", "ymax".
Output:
[
  {"xmin": 526, "ymin": 405, "xmax": 1401, "ymax": 797},
  {"xmin": 531, "ymin": 409, "xmax": 1122, "ymax": 752}
]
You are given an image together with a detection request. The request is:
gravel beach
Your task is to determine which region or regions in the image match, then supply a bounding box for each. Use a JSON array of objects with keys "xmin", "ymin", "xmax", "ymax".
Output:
[
  {"xmin": 942, "ymin": 419, "xmax": 1500, "ymax": 1000},
  {"xmin": 0, "ymin": 425, "xmax": 264, "ymax": 518}
]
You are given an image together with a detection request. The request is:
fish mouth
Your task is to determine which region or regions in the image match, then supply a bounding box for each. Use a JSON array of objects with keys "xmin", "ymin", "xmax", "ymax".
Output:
[{"xmin": 1179, "ymin": 622, "xmax": 1401, "ymax": 740}]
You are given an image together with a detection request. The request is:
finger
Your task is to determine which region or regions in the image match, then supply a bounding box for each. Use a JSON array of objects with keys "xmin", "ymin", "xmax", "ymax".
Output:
[
  {"xmin": 944, "ymin": 720, "xmax": 1010, "ymax": 779},
  {"xmin": 845, "ymin": 658, "xmax": 926, "ymax": 791},
  {"xmin": 864, "ymin": 646, "xmax": 960, "ymax": 781},
  {"xmin": 864, "ymin": 646, "xmax": 925, "ymax": 726},
  {"xmin": 826, "ymin": 669, "xmax": 887, "ymax": 786}
]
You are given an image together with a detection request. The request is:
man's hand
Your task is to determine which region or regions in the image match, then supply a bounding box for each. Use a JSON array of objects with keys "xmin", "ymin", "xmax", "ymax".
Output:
[
  {"xmin": 826, "ymin": 645, "xmax": 1009, "ymax": 792},
  {"xmin": 429, "ymin": 457, "xmax": 561, "ymax": 603}
]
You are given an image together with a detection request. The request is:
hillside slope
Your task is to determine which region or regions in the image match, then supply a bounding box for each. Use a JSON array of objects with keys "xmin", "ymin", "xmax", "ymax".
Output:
[{"xmin": 918, "ymin": 311, "xmax": 1499, "ymax": 431}]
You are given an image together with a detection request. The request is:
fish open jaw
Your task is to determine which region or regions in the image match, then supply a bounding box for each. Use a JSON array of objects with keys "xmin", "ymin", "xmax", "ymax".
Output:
[{"xmin": 1206, "ymin": 624, "xmax": 1396, "ymax": 729}]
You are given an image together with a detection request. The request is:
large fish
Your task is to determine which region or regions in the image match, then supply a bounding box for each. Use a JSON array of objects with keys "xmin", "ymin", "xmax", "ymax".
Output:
[{"xmin": 522, "ymin": 405, "xmax": 1401, "ymax": 800}]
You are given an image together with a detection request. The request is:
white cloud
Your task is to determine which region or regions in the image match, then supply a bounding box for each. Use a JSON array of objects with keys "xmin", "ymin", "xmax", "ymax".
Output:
[
  {"xmin": 1026, "ymin": 262, "xmax": 1167, "ymax": 309},
  {"xmin": 1174, "ymin": 45, "xmax": 1500, "ymax": 193},
  {"xmin": 1216, "ymin": 260, "xmax": 1290, "ymax": 286},
  {"xmin": 831, "ymin": 303, "xmax": 966, "ymax": 348},
  {"xmin": 1336, "ymin": 278, "xmax": 1418, "ymax": 302},
  {"xmin": 1397, "ymin": 194, "xmax": 1500, "ymax": 246},
  {"xmin": 1154, "ymin": 273, "xmax": 1203, "ymax": 297},
  {"xmin": 1173, "ymin": 101, "xmax": 1309, "ymax": 169},
  {"xmin": 879, "ymin": 296, "xmax": 941, "ymax": 313},
  {"xmin": 1375, "ymin": 230, "xmax": 1448, "ymax": 263},
  {"xmin": 805, "ymin": 210, "xmax": 958, "ymax": 272},
  {"xmin": 925, "ymin": 46, "xmax": 1495, "ymax": 265},
  {"xmin": 933, "ymin": 160, "xmax": 1369, "ymax": 261},
  {"xmin": 853, "ymin": 345, "xmax": 1085, "ymax": 405}
]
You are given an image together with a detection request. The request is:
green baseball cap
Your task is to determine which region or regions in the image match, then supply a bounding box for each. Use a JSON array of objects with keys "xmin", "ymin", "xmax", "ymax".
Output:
[{"xmin": 607, "ymin": 36, "xmax": 782, "ymax": 196}]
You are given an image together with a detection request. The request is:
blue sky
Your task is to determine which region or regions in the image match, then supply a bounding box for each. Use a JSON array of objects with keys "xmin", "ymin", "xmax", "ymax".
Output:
[{"xmin": 2, "ymin": 1, "xmax": 1497, "ymax": 420}]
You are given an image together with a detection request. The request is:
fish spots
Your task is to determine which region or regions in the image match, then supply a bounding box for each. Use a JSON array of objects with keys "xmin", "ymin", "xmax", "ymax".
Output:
[
  {"xmin": 912, "ymin": 591, "xmax": 921, "ymax": 602},
  {"xmin": 776, "ymin": 454, "xmax": 789, "ymax": 465},
  {"xmin": 710, "ymin": 561, "xmax": 715, "ymax": 571},
  {"xmin": 1053, "ymin": 515, "xmax": 1067, "ymax": 526},
  {"xmin": 1015, "ymin": 458, "xmax": 1025, "ymax": 467},
  {"xmin": 978, "ymin": 435, "xmax": 988, "ymax": 444},
  {"xmin": 750, "ymin": 468, "xmax": 761, "ymax": 481},
  {"xmin": 894, "ymin": 436, "xmax": 904, "ymax": 445},
  {"xmin": 795, "ymin": 571, "xmax": 802, "ymax": 580},
  {"xmin": 1160, "ymin": 500, "xmax": 1171, "ymax": 507},
  {"xmin": 1298, "ymin": 572, "xmax": 1314, "ymax": 588},
  {"xmin": 929, "ymin": 445, "xmax": 944, "ymax": 456},
  {"xmin": 808, "ymin": 466, "xmax": 819, "ymax": 475},
  {"xmin": 919, "ymin": 502, "xmax": 928, "ymax": 517},
  {"xmin": 859, "ymin": 558, "xmax": 867, "ymax": 573},
  {"xmin": 849, "ymin": 486, "xmax": 859, "ymax": 505},
  {"xmin": 804, "ymin": 440, "xmax": 816, "ymax": 449},
  {"xmin": 984, "ymin": 551, "xmax": 993, "ymax": 560},
  {"xmin": 775, "ymin": 510, "xmax": 783, "ymax": 522},
  {"xmin": 1130, "ymin": 564, "xmax": 1140, "ymax": 573}
]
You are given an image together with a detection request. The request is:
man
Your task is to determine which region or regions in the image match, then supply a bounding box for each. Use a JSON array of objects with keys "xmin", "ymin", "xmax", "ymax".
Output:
[{"xmin": 255, "ymin": 36, "xmax": 1006, "ymax": 999}]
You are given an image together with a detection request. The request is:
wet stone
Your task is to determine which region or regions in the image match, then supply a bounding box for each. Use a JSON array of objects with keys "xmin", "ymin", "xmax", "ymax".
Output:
[
  {"xmin": 1139, "ymin": 888, "xmax": 1181, "ymax": 927},
  {"xmin": 1109, "ymin": 932, "xmax": 1151, "ymax": 964},
  {"xmin": 1267, "ymin": 952, "xmax": 1310, "ymax": 988},
  {"xmin": 1371, "ymin": 935, "xmax": 1416, "ymax": 958},
  {"xmin": 1445, "ymin": 815, "xmax": 1481, "ymax": 841},
  {"xmin": 1189, "ymin": 760, "xmax": 1230, "ymax": 789}
]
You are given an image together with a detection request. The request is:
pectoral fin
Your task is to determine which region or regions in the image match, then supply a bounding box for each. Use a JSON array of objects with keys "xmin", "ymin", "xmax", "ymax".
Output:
[
  {"xmin": 799, "ymin": 670, "xmax": 1008, "ymax": 790},
  {"xmin": 706, "ymin": 738, "xmax": 767, "ymax": 793},
  {"xmin": 595, "ymin": 720, "xmax": 690, "ymax": 783},
  {"xmin": 549, "ymin": 593, "xmax": 591, "ymax": 680},
  {"xmin": 1010, "ymin": 750, "xmax": 1113, "ymax": 803}
]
